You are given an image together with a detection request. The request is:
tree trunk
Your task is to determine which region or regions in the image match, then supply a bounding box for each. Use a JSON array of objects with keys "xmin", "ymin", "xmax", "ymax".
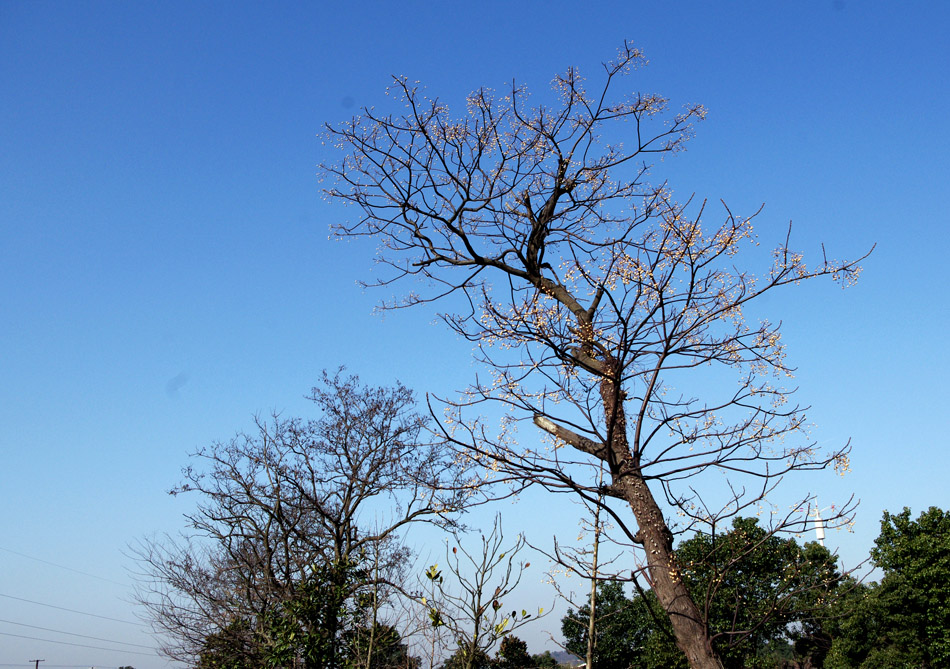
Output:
[
  {"xmin": 600, "ymin": 373, "xmax": 722, "ymax": 669},
  {"xmin": 622, "ymin": 472, "xmax": 721, "ymax": 668}
]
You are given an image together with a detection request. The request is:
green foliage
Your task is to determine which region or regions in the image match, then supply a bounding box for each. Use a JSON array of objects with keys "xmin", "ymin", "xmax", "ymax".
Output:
[
  {"xmin": 344, "ymin": 623, "xmax": 419, "ymax": 669},
  {"xmin": 561, "ymin": 580, "xmax": 655, "ymax": 668},
  {"xmin": 196, "ymin": 619, "xmax": 261, "ymax": 669},
  {"xmin": 194, "ymin": 558, "xmax": 385, "ymax": 669},
  {"xmin": 872, "ymin": 506, "xmax": 950, "ymax": 666},
  {"xmin": 439, "ymin": 637, "xmax": 553, "ymax": 669},
  {"xmin": 676, "ymin": 517, "xmax": 840, "ymax": 668},
  {"xmin": 257, "ymin": 559, "xmax": 364, "ymax": 669},
  {"xmin": 560, "ymin": 518, "xmax": 842, "ymax": 668},
  {"xmin": 197, "ymin": 559, "xmax": 369, "ymax": 669},
  {"xmin": 494, "ymin": 635, "xmax": 532, "ymax": 669},
  {"xmin": 530, "ymin": 651, "xmax": 558, "ymax": 668},
  {"xmin": 820, "ymin": 580, "xmax": 880, "ymax": 669},
  {"xmin": 439, "ymin": 647, "xmax": 494, "ymax": 669},
  {"xmin": 826, "ymin": 507, "xmax": 950, "ymax": 668}
]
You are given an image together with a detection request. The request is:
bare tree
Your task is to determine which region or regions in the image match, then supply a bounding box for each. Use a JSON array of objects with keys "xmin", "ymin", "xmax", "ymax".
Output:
[
  {"xmin": 133, "ymin": 369, "xmax": 465, "ymax": 666},
  {"xmin": 418, "ymin": 515, "xmax": 543, "ymax": 669},
  {"xmin": 322, "ymin": 43, "xmax": 869, "ymax": 668},
  {"xmin": 544, "ymin": 466, "xmax": 616, "ymax": 669}
]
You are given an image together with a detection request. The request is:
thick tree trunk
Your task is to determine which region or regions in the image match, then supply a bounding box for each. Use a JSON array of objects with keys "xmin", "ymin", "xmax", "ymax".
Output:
[
  {"xmin": 621, "ymin": 472, "xmax": 721, "ymax": 668},
  {"xmin": 600, "ymin": 373, "xmax": 722, "ymax": 669}
]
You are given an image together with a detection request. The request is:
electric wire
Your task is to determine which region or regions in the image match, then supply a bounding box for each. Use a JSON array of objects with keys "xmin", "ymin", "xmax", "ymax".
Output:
[
  {"xmin": 0, "ymin": 618, "xmax": 154, "ymax": 649},
  {"xmin": 0, "ymin": 546, "xmax": 127, "ymax": 587},
  {"xmin": 0, "ymin": 631, "xmax": 157, "ymax": 656},
  {"xmin": 0, "ymin": 593, "xmax": 146, "ymax": 627}
]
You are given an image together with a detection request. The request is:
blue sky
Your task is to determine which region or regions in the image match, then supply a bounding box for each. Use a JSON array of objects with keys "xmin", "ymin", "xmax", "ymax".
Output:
[{"xmin": 1, "ymin": 1, "xmax": 948, "ymax": 666}]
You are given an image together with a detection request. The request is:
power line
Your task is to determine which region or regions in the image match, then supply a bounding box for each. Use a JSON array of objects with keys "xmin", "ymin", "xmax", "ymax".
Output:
[
  {"xmin": 0, "ymin": 631, "xmax": 157, "ymax": 657},
  {"xmin": 0, "ymin": 546, "xmax": 127, "ymax": 587},
  {"xmin": 0, "ymin": 618, "xmax": 154, "ymax": 649},
  {"xmin": 0, "ymin": 593, "xmax": 146, "ymax": 627}
]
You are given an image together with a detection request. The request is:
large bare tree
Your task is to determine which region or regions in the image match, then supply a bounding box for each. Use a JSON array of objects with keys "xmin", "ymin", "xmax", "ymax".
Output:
[
  {"xmin": 322, "ymin": 44, "xmax": 868, "ymax": 667},
  {"xmin": 134, "ymin": 369, "xmax": 465, "ymax": 666}
]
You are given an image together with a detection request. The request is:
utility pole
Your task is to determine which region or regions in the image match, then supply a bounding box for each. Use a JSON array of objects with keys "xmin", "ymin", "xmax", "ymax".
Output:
[
  {"xmin": 586, "ymin": 497, "xmax": 602, "ymax": 669},
  {"xmin": 29, "ymin": 660, "xmax": 44, "ymax": 669}
]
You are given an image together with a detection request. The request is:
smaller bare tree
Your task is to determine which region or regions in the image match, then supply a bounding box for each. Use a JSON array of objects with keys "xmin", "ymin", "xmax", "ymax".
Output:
[
  {"xmin": 133, "ymin": 369, "xmax": 466, "ymax": 667},
  {"xmin": 417, "ymin": 516, "xmax": 545, "ymax": 669},
  {"xmin": 539, "ymin": 466, "xmax": 621, "ymax": 669}
]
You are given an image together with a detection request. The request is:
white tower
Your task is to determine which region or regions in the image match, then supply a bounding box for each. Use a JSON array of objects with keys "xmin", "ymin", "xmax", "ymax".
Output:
[{"xmin": 813, "ymin": 505, "xmax": 826, "ymax": 547}]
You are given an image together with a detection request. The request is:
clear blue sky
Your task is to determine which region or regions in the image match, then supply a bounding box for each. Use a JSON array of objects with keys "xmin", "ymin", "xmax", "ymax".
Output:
[{"xmin": 1, "ymin": 1, "xmax": 948, "ymax": 666}]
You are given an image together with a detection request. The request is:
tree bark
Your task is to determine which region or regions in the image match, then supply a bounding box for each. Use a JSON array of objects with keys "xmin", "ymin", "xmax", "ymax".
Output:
[{"xmin": 621, "ymin": 472, "xmax": 721, "ymax": 668}]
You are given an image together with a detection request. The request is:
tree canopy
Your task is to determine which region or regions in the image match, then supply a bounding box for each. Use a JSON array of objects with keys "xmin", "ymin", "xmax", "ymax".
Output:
[
  {"xmin": 825, "ymin": 507, "xmax": 950, "ymax": 668},
  {"xmin": 562, "ymin": 580, "xmax": 653, "ymax": 669},
  {"xmin": 134, "ymin": 370, "xmax": 459, "ymax": 667}
]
